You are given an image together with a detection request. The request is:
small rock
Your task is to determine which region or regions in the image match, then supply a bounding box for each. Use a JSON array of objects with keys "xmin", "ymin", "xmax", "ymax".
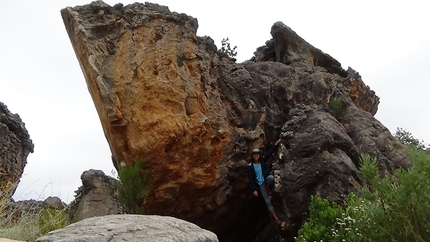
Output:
[{"xmin": 43, "ymin": 196, "xmax": 66, "ymax": 210}]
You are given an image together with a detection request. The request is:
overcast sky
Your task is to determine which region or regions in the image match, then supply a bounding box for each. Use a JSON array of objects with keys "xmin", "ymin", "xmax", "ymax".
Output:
[{"xmin": 1, "ymin": 0, "xmax": 429, "ymax": 203}]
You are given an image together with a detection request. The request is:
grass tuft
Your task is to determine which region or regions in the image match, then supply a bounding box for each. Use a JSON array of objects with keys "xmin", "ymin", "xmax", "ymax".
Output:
[{"xmin": 0, "ymin": 185, "xmax": 70, "ymax": 241}]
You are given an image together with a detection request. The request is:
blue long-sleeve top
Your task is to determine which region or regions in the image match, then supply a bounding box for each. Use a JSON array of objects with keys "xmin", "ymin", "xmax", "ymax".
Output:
[{"xmin": 247, "ymin": 144, "xmax": 279, "ymax": 192}]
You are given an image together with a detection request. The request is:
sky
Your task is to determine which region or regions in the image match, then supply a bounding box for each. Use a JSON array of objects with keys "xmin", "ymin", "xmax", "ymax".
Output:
[{"xmin": 1, "ymin": 0, "xmax": 429, "ymax": 203}]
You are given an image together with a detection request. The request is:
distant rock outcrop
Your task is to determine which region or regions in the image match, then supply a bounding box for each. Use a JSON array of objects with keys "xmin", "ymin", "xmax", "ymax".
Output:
[
  {"xmin": 36, "ymin": 214, "xmax": 218, "ymax": 242},
  {"xmin": 5, "ymin": 196, "xmax": 65, "ymax": 231},
  {"xmin": 68, "ymin": 169, "xmax": 124, "ymax": 222},
  {"xmin": 0, "ymin": 102, "xmax": 34, "ymax": 200},
  {"xmin": 61, "ymin": 2, "xmax": 409, "ymax": 241}
]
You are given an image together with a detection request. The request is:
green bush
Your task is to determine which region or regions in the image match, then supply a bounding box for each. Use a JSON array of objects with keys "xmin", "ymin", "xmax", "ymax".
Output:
[
  {"xmin": 38, "ymin": 208, "xmax": 69, "ymax": 235},
  {"xmin": 356, "ymin": 149, "xmax": 430, "ymax": 241},
  {"xmin": 296, "ymin": 148, "xmax": 430, "ymax": 242},
  {"xmin": 394, "ymin": 127, "xmax": 426, "ymax": 149},
  {"xmin": 328, "ymin": 98, "xmax": 346, "ymax": 118},
  {"xmin": 295, "ymin": 195, "xmax": 343, "ymax": 242},
  {"xmin": 117, "ymin": 158, "xmax": 150, "ymax": 214}
]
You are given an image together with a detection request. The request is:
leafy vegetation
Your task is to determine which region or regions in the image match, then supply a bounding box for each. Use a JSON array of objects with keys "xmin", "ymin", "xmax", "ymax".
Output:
[
  {"xmin": 296, "ymin": 148, "xmax": 430, "ymax": 242},
  {"xmin": 295, "ymin": 195, "xmax": 343, "ymax": 241},
  {"xmin": 116, "ymin": 158, "xmax": 150, "ymax": 214},
  {"xmin": 328, "ymin": 98, "xmax": 346, "ymax": 118},
  {"xmin": 394, "ymin": 127, "xmax": 426, "ymax": 149},
  {"xmin": 218, "ymin": 37, "xmax": 237, "ymax": 58}
]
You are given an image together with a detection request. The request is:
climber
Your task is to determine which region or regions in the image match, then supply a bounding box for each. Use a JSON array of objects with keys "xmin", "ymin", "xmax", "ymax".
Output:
[{"xmin": 247, "ymin": 138, "xmax": 286, "ymax": 230}]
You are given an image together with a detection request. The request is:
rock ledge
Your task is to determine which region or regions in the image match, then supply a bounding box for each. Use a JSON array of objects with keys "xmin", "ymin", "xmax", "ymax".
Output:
[{"xmin": 36, "ymin": 214, "xmax": 218, "ymax": 242}]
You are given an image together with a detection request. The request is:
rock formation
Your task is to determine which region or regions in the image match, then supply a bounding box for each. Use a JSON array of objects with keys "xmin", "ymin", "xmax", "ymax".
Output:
[
  {"xmin": 10, "ymin": 196, "xmax": 65, "ymax": 213},
  {"xmin": 61, "ymin": 1, "xmax": 409, "ymax": 241},
  {"xmin": 36, "ymin": 214, "xmax": 218, "ymax": 242},
  {"xmin": 3, "ymin": 196, "xmax": 65, "ymax": 241},
  {"xmin": 68, "ymin": 169, "xmax": 124, "ymax": 222},
  {"xmin": 0, "ymin": 102, "xmax": 34, "ymax": 200}
]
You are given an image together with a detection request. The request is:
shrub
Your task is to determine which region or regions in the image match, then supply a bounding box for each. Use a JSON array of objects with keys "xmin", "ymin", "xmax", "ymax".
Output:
[
  {"xmin": 296, "ymin": 148, "xmax": 430, "ymax": 242},
  {"xmin": 351, "ymin": 149, "xmax": 430, "ymax": 241},
  {"xmin": 116, "ymin": 158, "xmax": 150, "ymax": 214},
  {"xmin": 38, "ymin": 208, "xmax": 69, "ymax": 235},
  {"xmin": 295, "ymin": 195, "xmax": 343, "ymax": 242},
  {"xmin": 394, "ymin": 127, "xmax": 426, "ymax": 149},
  {"xmin": 328, "ymin": 98, "xmax": 346, "ymax": 118},
  {"xmin": 218, "ymin": 37, "xmax": 237, "ymax": 58}
]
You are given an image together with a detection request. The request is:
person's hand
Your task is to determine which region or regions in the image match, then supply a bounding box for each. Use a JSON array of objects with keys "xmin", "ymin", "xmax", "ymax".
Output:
[
  {"xmin": 253, "ymin": 190, "xmax": 258, "ymax": 197},
  {"xmin": 275, "ymin": 138, "xmax": 281, "ymax": 146}
]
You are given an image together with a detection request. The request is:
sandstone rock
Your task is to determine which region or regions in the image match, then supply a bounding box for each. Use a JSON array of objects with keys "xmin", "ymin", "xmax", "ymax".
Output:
[
  {"xmin": 0, "ymin": 102, "xmax": 34, "ymax": 200},
  {"xmin": 68, "ymin": 169, "xmax": 124, "ymax": 222},
  {"xmin": 61, "ymin": 2, "xmax": 409, "ymax": 241},
  {"xmin": 253, "ymin": 21, "xmax": 348, "ymax": 78},
  {"xmin": 61, "ymin": 1, "xmax": 231, "ymax": 230},
  {"xmin": 36, "ymin": 214, "xmax": 218, "ymax": 242},
  {"xmin": 0, "ymin": 238, "xmax": 25, "ymax": 242}
]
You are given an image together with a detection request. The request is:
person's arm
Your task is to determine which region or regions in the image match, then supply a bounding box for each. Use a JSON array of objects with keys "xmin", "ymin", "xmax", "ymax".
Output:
[{"xmin": 262, "ymin": 139, "xmax": 281, "ymax": 164}]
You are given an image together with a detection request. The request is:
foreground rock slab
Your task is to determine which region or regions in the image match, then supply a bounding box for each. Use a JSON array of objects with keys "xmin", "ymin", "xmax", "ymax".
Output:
[
  {"xmin": 0, "ymin": 239, "xmax": 25, "ymax": 242},
  {"xmin": 36, "ymin": 214, "xmax": 218, "ymax": 242}
]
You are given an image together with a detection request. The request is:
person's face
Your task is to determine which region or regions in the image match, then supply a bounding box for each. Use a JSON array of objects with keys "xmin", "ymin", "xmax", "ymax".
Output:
[{"xmin": 252, "ymin": 153, "xmax": 260, "ymax": 161}]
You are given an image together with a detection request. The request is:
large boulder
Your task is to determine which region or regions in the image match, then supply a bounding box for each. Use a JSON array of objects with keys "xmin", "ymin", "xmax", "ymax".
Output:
[
  {"xmin": 0, "ymin": 102, "xmax": 34, "ymax": 200},
  {"xmin": 61, "ymin": 1, "xmax": 409, "ymax": 241},
  {"xmin": 36, "ymin": 214, "xmax": 218, "ymax": 242}
]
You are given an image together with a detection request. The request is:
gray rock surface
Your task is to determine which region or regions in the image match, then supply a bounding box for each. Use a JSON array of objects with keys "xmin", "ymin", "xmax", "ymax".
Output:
[
  {"xmin": 68, "ymin": 169, "xmax": 124, "ymax": 222},
  {"xmin": 43, "ymin": 196, "xmax": 66, "ymax": 210},
  {"xmin": 0, "ymin": 102, "xmax": 34, "ymax": 199},
  {"xmin": 36, "ymin": 214, "xmax": 218, "ymax": 242},
  {"xmin": 275, "ymin": 104, "xmax": 408, "ymax": 230},
  {"xmin": 7, "ymin": 196, "xmax": 65, "ymax": 221}
]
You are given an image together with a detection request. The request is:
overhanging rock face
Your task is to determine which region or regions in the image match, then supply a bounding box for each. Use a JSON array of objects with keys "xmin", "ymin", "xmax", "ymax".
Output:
[
  {"xmin": 61, "ymin": 1, "xmax": 409, "ymax": 241},
  {"xmin": 61, "ymin": 1, "xmax": 233, "ymax": 223}
]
